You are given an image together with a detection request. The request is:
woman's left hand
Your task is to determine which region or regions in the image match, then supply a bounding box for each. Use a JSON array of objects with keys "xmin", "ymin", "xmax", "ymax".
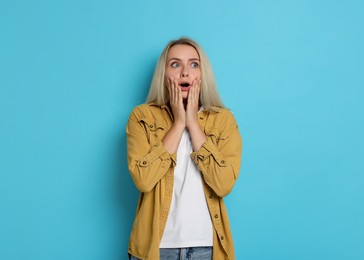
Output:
[
  {"xmin": 186, "ymin": 79, "xmax": 206, "ymax": 151},
  {"xmin": 186, "ymin": 79, "xmax": 201, "ymax": 129}
]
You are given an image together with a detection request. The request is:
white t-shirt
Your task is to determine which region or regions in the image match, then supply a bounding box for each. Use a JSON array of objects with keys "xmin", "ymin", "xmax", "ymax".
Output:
[{"xmin": 159, "ymin": 127, "xmax": 213, "ymax": 248}]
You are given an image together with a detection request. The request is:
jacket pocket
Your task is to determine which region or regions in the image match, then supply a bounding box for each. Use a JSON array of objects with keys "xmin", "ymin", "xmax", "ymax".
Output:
[
  {"xmin": 205, "ymin": 127, "xmax": 228, "ymax": 145},
  {"xmin": 139, "ymin": 117, "xmax": 166, "ymax": 144}
]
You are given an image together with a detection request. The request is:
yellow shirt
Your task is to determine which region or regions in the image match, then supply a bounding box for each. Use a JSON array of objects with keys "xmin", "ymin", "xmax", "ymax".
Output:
[{"xmin": 127, "ymin": 103, "xmax": 243, "ymax": 260}]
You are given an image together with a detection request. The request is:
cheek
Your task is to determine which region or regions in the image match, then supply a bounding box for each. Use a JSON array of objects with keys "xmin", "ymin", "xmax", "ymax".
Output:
[
  {"xmin": 194, "ymin": 70, "xmax": 202, "ymax": 79},
  {"xmin": 164, "ymin": 70, "xmax": 171, "ymax": 79},
  {"xmin": 165, "ymin": 68, "xmax": 178, "ymax": 79}
]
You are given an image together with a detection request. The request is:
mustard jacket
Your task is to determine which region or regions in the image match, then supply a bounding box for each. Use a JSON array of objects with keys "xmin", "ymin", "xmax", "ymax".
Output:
[{"xmin": 126, "ymin": 103, "xmax": 242, "ymax": 260}]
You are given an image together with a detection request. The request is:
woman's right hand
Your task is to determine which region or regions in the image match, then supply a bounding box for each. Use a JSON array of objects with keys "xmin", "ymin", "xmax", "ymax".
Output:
[
  {"xmin": 167, "ymin": 78, "xmax": 186, "ymax": 128},
  {"xmin": 162, "ymin": 79, "xmax": 186, "ymax": 154}
]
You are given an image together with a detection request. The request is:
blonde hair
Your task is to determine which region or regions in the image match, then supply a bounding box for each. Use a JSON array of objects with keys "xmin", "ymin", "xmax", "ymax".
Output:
[{"xmin": 146, "ymin": 37, "xmax": 225, "ymax": 110}]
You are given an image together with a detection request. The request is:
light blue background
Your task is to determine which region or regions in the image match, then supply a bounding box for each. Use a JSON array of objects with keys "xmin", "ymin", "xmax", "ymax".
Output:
[{"xmin": 1, "ymin": 0, "xmax": 363, "ymax": 259}]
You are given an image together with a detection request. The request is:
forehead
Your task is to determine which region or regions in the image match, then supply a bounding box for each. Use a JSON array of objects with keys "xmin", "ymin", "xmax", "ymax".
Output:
[{"xmin": 167, "ymin": 44, "xmax": 200, "ymax": 59}]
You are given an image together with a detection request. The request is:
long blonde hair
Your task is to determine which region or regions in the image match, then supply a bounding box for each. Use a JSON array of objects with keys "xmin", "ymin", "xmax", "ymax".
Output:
[{"xmin": 146, "ymin": 37, "xmax": 224, "ymax": 110}]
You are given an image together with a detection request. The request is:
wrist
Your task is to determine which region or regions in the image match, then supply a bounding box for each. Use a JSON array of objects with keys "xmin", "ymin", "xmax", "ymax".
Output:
[
  {"xmin": 173, "ymin": 120, "xmax": 186, "ymax": 131},
  {"xmin": 186, "ymin": 118, "xmax": 199, "ymax": 130}
]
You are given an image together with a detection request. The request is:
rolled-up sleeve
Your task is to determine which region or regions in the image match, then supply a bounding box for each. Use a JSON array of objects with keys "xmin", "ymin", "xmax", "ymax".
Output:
[
  {"xmin": 126, "ymin": 108, "xmax": 176, "ymax": 193},
  {"xmin": 191, "ymin": 111, "xmax": 242, "ymax": 197}
]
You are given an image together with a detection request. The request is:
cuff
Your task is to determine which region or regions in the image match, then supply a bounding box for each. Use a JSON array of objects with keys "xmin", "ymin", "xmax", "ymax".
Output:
[
  {"xmin": 191, "ymin": 139, "xmax": 227, "ymax": 167},
  {"xmin": 139, "ymin": 141, "xmax": 177, "ymax": 167}
]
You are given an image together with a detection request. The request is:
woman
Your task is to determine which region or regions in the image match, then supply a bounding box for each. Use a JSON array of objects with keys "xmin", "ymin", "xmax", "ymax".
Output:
[{"xmin": 127, "ymin": 37, "xmax": 242, "ymax": 260}]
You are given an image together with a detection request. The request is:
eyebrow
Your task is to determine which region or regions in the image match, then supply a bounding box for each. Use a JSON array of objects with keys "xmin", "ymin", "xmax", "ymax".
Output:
[{"xmin": 168, "ymin": 58, "xmax": 200, "ymax": 62}]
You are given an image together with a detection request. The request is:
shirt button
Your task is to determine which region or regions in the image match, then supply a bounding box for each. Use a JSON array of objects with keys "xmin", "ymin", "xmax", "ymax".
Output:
[
  {"xmin": 221, "ymin": 236, "xmax": 224, "ymax": 240},
  {"xmin": 221, "ymin": 160, "xmax": 225, "ymax": 164},
  {"xmin": 209, "ymin": 194, "xmax": 213, "ymax": 199},
  {"xmin": 142, "ymin": 161, "xmax": 147, "ymax": 165},
  {"xmin": 150, "ymin": 124, "xmax": 154, "ymax": 128},
  {"xmin": 214, "ymin": 214, "xmax": 219, "ymax": 218}
]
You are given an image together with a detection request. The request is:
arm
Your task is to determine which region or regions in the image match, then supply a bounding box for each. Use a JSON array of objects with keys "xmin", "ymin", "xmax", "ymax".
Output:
[
  {"xmin": 126, "ymin": 108, "xmax": 176, "ymax": 193},
  {"xmin": 191, "ymin": 111, "xmax": 242, "ymax": 197}
]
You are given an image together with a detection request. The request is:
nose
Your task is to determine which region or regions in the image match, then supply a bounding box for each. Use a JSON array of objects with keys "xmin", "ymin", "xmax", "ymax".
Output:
[{"xmin": 181, "ymin": 66, "xmax": 189, "ymax": 77}]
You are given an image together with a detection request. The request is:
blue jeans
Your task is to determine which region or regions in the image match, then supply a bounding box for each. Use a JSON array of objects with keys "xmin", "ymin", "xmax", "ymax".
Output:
[{"xmin": 129, "ymin": 246, "xmax": 213, "ymax": 260}]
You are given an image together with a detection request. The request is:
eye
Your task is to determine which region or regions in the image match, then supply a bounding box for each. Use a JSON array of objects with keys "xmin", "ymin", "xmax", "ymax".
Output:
[
  {"xmin": 171, "ymin": 62, "xmax": 179, "ymax": 68},
  {"xmin": 191, "ymin": 62, "xmax": 199, "ymax": 68}
]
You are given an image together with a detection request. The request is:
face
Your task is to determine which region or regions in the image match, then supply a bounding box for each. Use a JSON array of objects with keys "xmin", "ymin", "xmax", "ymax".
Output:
[{"xmin": 165, "ymin": 44, "xmax": 201, "ymax": 99}]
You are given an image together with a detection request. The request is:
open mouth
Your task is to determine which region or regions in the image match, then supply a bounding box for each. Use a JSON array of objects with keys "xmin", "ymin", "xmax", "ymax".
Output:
[{"xmin": 179, "ymin": 82, "xmax": 190, "ymax": 91}]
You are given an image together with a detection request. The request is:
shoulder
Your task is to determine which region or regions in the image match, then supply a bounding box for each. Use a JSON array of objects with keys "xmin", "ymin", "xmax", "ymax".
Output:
[
  {"xmin": 206, "ymin": 107, "xmax": 237, "ymax": 124},
  {"xmin": 204, "ymin": 107, "xmax": 239, "ymax": 137},
  {"xmin": 129, "ymin": 103, "xmax": 164, "ymax": 119},
  {"xmin": 128, "ymin": 104, "xmax": 170, "ymax": 130}
]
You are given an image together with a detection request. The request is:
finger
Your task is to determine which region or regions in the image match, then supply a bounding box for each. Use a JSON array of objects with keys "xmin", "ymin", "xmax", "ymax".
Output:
[
  {"xmin": 172, "ymin": 80, "xmax": 179, "ymax": 107},
  {"xmin": 173, "ymin": 80, "xmax": 179, "ymax": 106},
  {"xmin": 188, "ymin": 80, "xmax": 196, "ymax": 108},
  {"xmin": 196, "ymin": 80, "xmax": 201, "ymax": 103},
  {"xmin": 187, "ymin": 80, "xmax": 193, "ymax": 102},
  {"xmin": 173, "ymin": 79, "xmax": 179, "ymax": 104},
  {"xmin": 176, "ymin": 80, "xmax": 183, "ymax": 106},
  {"xmin": 167, "ymin": 78, "xmax": 174, "ymax": 103},
  {"xmin": 191, "ymin": 80, "xmax": 198, "ymax": 103}
]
